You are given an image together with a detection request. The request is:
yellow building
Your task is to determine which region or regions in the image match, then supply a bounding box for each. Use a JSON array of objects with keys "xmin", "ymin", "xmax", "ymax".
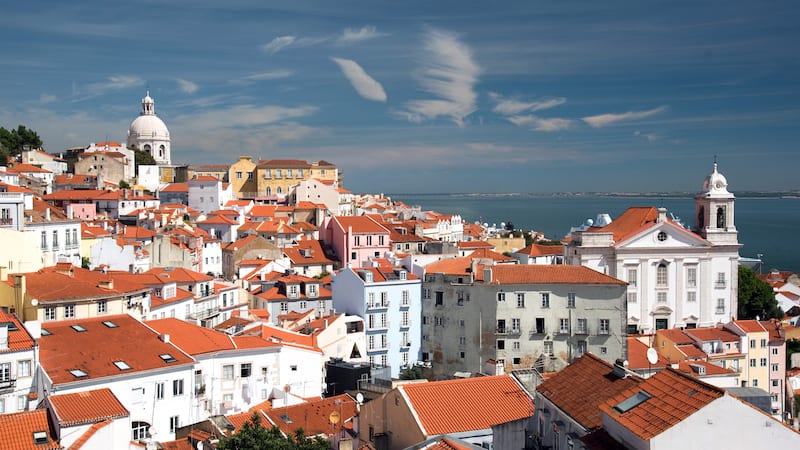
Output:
[
  {"xmin": 725, "ymin": 320, "xmax": 770, "ymax": 389},
  {"xmin": 228, "ymin": 157, "xmax": 340, "ymax": 200},
  {"xmin": 229, "ymin": 156, "xmax": 258, "ymax": 199}
]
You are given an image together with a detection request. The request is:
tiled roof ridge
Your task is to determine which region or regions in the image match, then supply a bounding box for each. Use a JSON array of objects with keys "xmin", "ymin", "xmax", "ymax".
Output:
[{"xmin": 67, "ymin": 419, "xmax": 113, "ymax": 449}]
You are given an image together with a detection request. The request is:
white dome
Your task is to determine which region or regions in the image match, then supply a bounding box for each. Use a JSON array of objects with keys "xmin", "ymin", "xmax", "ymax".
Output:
[
  {"xmin": 128, "ymin": 114, "xmax": 170, "ymax": 140},
  {"xmin": 702, "ymin": 162, "xmax": 729, "ymax": 193}
]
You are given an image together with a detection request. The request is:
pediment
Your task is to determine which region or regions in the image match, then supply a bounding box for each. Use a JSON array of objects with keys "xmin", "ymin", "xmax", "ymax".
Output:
[
  {"xmin": 617, "ymin": 222, "xmax": 708, "ymax": 249},
  {"xmin": 651, "ymin": 305, "xmax": 673, "ymax": 315}
]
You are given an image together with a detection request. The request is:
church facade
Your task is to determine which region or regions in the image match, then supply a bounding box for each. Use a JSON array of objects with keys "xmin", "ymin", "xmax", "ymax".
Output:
[{"xmin": 565, "ymin": 163, "xmax": 740, "ymax": 334}]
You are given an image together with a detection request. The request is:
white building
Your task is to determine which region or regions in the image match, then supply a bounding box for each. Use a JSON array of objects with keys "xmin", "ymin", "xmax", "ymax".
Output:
[
  {"xmin": 127, "ymin": 92, "xmax": 171, "ymax": 165},
  {"xmin": 331, "ymin": 265, "xmax": 422, "ymax": 377},
  {"xmin": 188, "ymin": 176, "xmax": 232, "ymax": 215},
  {"xmin": 0, "ymin": 311, "xmax": 37, "ymax": 415},
  {"xmin": 565, "ymin": 163, "xmax": 740, "ymax": 334}
]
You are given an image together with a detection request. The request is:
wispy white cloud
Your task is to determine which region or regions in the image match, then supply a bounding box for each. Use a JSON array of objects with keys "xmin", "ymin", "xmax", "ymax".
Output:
[
  {"xmin": 173, "ymin": 104, "xmax": 318, "ymax": 130},
  {"xmin": 331, "ymin": 57, "xmax": 387, "ymax": 102},
  {"xmin": 508, "ymin": 115, "xmax": 573, "ymax": 132},
  {"xmin": 400, "ymin": 29, "xmax": 480, "ymax": 127},
  {"xmin": 176, "ymin": 78, "xmax": 199, "ymax": 94},
  {"xmin": 262, "ymin": 35, "xmax": 297, "ymax": 54},
  {"xmin": 84, "ymin": 75, "xmax": 144, "ymax": 95},
  {"xmin": 242, "ymin": 70, "xmax": 294, "ymax": 81},
  {"xmin": 489, "ymin": 92, "xmax": 566, "ymax": 115},
  {"xmin": 582, "ymin": 105, "xmax": 667, "ymax": 128},
  {"xmin": 633, "ymin": 130, "xmax": 658, "ymax": 142},
  {"xmin": 38, "ymin": 93, "xmax": 56, "ymax": 104},
  {"xmin": 337, "ymin": 26, "xmax": 386, "ymax": 45}
]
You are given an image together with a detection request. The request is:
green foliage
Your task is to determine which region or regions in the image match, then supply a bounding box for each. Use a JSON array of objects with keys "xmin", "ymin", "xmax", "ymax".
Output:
[
  {"xmin": 737, "ymin": 265, "xmax": 782, "ymax": 320},
  {"xmin": 0, "ymin": 125, "xmax": 43, "ymax": 164},
  {"xmin": 399, "ymin": 366, "xmax": 424, "ymax": 380},
  {"xmin": 81, "ymin": 257, "xmax": 91, "ymax": 270},
  {"xmin": 119, "ymin": 180, "xmax": 131, "ymax": 189},
  {"xmin": 217, "ymin": 413, "xmax": 330, "ymax": 450},
  {"xmin": 787, "ymin": 339, "xmax": 800, "ymax": 369},
  {"xmin": 130, "ymin": 147, "xmax": 156, "ymax": 175}
]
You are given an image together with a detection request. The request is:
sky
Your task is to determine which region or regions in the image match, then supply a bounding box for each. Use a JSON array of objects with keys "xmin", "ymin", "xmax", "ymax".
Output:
[{"xmin": 1, "ymin": 1, "xmax": 798, "ymax": 194}]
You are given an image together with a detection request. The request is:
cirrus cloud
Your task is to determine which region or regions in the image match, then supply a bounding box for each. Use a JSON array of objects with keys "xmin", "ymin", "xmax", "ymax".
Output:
[
  {"xmin": 582, "ymin": 105, "xmax": 668, "ymax": 128},
  {"xmin": 508, "ymin": 115, "xmax": 573, "ymax": 132},
  {"xmin": 490, "ymin": 92, "xmax": 566, "ymax": 115},
  {"xmin": 337, "ymin": 26, "xmax": 386, "ymax": 45},
  {"xmin": 176, "ymin": 78, "xmax": 199, "ymax": 94},
  {"xmin": 331, "ymin": 57, "xmax": 387, "ymax": 102}
]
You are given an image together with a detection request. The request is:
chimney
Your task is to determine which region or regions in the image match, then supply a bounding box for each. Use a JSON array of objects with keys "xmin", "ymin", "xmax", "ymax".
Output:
[
  {"xmin": 657, "ymin": 207, "xmax": 667, "ymax": 223},
  {"xmin": 45, "ymin": 208, "xmax": 51, "ymax": 221},
  {"xmin": 160, "ymin": 333, "xmax": 170, "ymax": 343},
  {"xmin": 483, "ymin": 267, "xmax": 492, "ymax": 283},
  {"xmin": 612, "ymin": 359, "xmax": 630, "ymax": 379}
]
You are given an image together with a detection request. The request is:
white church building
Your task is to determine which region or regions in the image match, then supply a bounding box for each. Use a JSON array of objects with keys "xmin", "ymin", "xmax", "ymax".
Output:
[
  {"xmin": 127, "ymin": 92, "xmax": 171, "ymax": 165},
  {"xmin": 565, "ymin": 163, "xmax": 740, "ymax": 334}
]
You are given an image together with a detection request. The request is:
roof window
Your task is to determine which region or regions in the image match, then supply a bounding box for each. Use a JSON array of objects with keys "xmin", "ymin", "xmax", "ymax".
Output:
[
  {"xmin": 160, "ymin": 354, "xmax": 177, "ymax": 363},
  {"xmin": 32, "ymin": 431, "xmax": 49, "ymax": 445},
  {"xmin": 40, "ymin": 328, "xmax": 51, "ymax": 336},
  {"xmin": 70, "ymin": 325, "xmax": 87, "ymax": 332},
  {"xmin": 114, "ymin": 361, "xmax": 132, "ymax": 370},
  {"xmin": 614, "ymin": 390, "xmax": 652, "ymax": 413},
  {"xmin": 102, "ymin": 321, "xmax": 118, "ymax": 328},
  {"xmin": 69, "ymin": 369, "xmax": 88, "ymax": 378}
]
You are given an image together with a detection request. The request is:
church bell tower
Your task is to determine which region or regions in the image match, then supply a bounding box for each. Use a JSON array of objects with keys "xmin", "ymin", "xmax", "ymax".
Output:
[{"xmin": 694, "ymin": 162, "xmax": 737, "ymax": 245}]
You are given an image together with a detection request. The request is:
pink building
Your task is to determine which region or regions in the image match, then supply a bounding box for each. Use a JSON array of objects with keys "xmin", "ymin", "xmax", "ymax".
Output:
[{"xmin": 324, "ymin": 215, "xmax": 391, "ymax": 268}]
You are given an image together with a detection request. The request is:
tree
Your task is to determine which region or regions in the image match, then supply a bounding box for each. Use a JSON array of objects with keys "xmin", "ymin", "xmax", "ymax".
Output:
[
  {"xmin": 399, "ymin": 366, "xmax": 424, "ymax": 380},
  {"xmin": 0, "ymin": 125, "xmax": 44, "ymax": 164},
  {"xmin": 130, "ymin": 147, "xmax": 156, "ymax": 176},
  {"xmin": 217, "ymin": 413, "xmax": 329, "ymax": 450},
  {"xmin": 737, "ymin": 265, "xmax": 782, "ymax": 320}
]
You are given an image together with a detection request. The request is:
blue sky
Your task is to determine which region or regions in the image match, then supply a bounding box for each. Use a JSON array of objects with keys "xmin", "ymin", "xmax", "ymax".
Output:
[{"xmin": 1, "ymin": 1, "xmax": 798, "ymax": 194}]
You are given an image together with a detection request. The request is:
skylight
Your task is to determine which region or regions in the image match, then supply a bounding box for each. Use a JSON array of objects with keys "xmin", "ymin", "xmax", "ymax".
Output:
[
  {"xmin": 159, "ymin": 354, "xmax": 177, "ymax": 363},
  {"xmin": 32, "ymin": 431, "xmax": 48, "ymax": 445},
  {"xmin": 102, "ymin": 321, "xmax": 118, "ymax": 328},
  {"xmin": 70, "ymin": 325, "xmax": 87, "ymax": 332},
  {"xmin": 614, "ymin": 390, "xmax": 652, "ymax": 413},
  {"xmin": 69, "ymin": 369, "xmax": 88, "ymax": 378},
  {"xmin": 114, "ymin": 361, "xmax": 132, "ymax": 370},
  {"xmin": 40, "ymin": 328, "xmax": 51, "ymax": 336}
]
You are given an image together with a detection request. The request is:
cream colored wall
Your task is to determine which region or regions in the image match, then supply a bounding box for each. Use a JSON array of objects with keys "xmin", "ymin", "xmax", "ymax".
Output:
[{"xmin": 0, "ymin": 228, "xmax": 43, "ymax": 275}]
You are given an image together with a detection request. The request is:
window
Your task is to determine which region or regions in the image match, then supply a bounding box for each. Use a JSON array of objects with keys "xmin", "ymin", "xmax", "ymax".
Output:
[
  {"xmin": 459, "ymin": 319, "xmax": 465, "ymax": 327},
  {"xmin": 156, "ymin": 382, "xmax": 164, "ymax": 400},
  {"xmin": 17, "ymin": 360, "xmax": 31, "ymax": 378},
  {"xmin": 132, "ymin": 421, "xmax": 151, "ymax": 441},
  {"xmin": 280, "ymin": 302, "xmax": 288, "ymax": 313},
  {"xmin": 286, "ymin": 169, "xmax": 293, "ymax": 178},
  {"xmin": 459, "ymin": 336, "xmax": 466, "ymax": 345},
  {"xmin": 247, "ymin": 172, "xmax": 253, "ymax": 180},
  {"xmin": 657, "ymin": 231, "xmax": 667, "ymax": 242},
  {"xmin": 497, "ymin": 340, "xmax": 505, "ymax": 350},
  {"xmin": 41, "ymin": 231, "xmax": 47, "ymax": 250},
  {"xmin": 72, "ymin": 229, "xmax": 78, "ymax": 246},
  {"xmin": 299, "ymin": 300, "xmax": 307, "ymax": 309},
  {"xmin": 656, "ymin": 263, "xmax": 667, "ymax": 286},
  {"xmin": 750, "ymin": 339, "xmax": 756, "ymax": 349},
  {"xmin": 753, "ymin": 379, "xmax": 758, "ymax": 387},
  {"xmin": 773, "ymin": 380, "xmax": 780, "ymax": 387},
  {"xmin": 627, "ymin": 292, "xmax": 637, "ymax": 303},
  {"xmin": 513, "ymin": 341, "xmax": 521, "ymax": 350},
  {"xmin": 44, "ymin": 307, "xmax": 55, "ymax": 321},
  {"xmin": 64, "ymin": 304, "xmax": 75, "ymax": 319},
  {"xmin": 750, "ymin": 358, "xmax": 756, "ymax": 367},
  {"xmin": 773, "ymin": 348, "xmax": 779, "ymax": 355},
  {"xmin": 657, "ymin": 292, "xmax": 667, "ymax": 303},
  {"xmin": 380, "ymin": 291, "xmax": 388, "ymax": 306},
  {"xmin": 52, "ymin": 230, "xmax": 59, "ymax": 249},
  {"xmin": 223, "ymin": 364, "xmax": 234, "ymax": 380},
  {"xmin": 424, "ymin": 288, "xmax": 430, "ymax": 299},
  {"xmin": 236, "ymin": 171, "xmax": 242, "ymax": 179},
  {"xmin": 368, "ymin": 335, "xmax": 375, "ymax": 350},
  {"xmin": 516, "ymin": 293, "xmax": 525, "ymax": 308},
  {"xmin": 716, "ymin": 298, "xmax": 725, "ymax": 314},
  {"xmin": 716, "ymin": 272, "xmax": 726, "ymax": 289},
  {"xmin": 351, "ymin": 251, "xmax": 356, "ymax": 261},
  {"xmin": 511, "ymin": 318, "xmax": 520, "ymax": 333},
  {"xmin": 173, "ymin": 379, "xmax": 184, "ymax": 396},
  {"xmin": 0, "ymin": 362, "xmax": 10, "ymax": 382},
  {"xmin": 497, "ymin": 292, "xmax": 506, "ymax": 302},
  {"xmin": 599, "ymin": 319, "xmax": 610, "ymax": 335},
  {"xmin": 627, "ymin": 269, "xmax": 637, "ymax": 287},
  {"xmin": 559, "ymin": 318, "xmax": 569, "ymax": 334},
  {"xmin": 97, "ymin": 300, "xmax": 107, "ymax": 314},
  {"xmin": 760, "ymin": 358, "xmax": 767, "ymax": 367},
  {"xmin": 380, "ymin": 313, "xmax": 388, "ymax": 328},
  {"xmin": 761, "ymin": 339, "xmax": 767, "ymax": 348},
  {"xmin": 687, "ymin": 267, "xmax": 697, "ymax": 287},
  {"xmin": 170, "ymin": 416, "xmax": 180, "ymax": 433},
  {"xmin": 567, "ymin": 293, "xmax": 576, "ymax": 308},
  {"xmin": 402, "ymin": 290, "xmax": 409, "ymax": 305},
  {"xmin": 576, "ymin": 318, "xmax": 588, "ymax": 334},
  {"xmin": 0, "ymin": 398, "xmax": 4, "ymax": 414},
  {"xmin": 435, "ymin": 291, "xmax": 444, "ymax": 306},
  {"xmin": 655, "ymin": 318, "xmax": 668, "ymax": 330},
  {"xmin": 772, "ymin": 364, "xmax": 779, "ymax": 372},
  {"xmin": 687, "ymin": 291, "xmax": 696, "ymax": 303},
  {"xmin": 541, "ymin": 293, "xmax": 550, "ymax": 308},
  {"xmin": 543, "ymin": 341, "xmax": 553, "ymax": 355},
  {"xmin": 459, "ymin": 351, "xmax": 465, "ymax": 359},
  {"xmin": 402, "ymin": 311, "xmax": 409, "ymax": 327},
  {"xmin": 241, "ymin": 363, "xmax": 252, "ymax": 378},
  {"xmin": 288, "ymin": 284, "xmax": 299, "ymax": 298},
  {"xmin": 577, "ymin": 340, "xmax": 587, "ymax": 356},
  {"xmin": 535, "ymin": 318, "xmax": 545, "ymax": 334}
]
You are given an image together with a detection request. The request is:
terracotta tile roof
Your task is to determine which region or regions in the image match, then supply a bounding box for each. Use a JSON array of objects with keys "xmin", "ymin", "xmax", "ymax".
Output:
[
  {"xmin": 284, "ymin": 240, "xmax": 335, "ymax": 265},
  {"xmin": 264, "ymin": 394, "xmax": 357, "ymax": 437},
  {"xmin": 626, "ymin": 337, "xmax": 669, "ymax": 370},
  {"xmin": 333, "ymin": 215, "xmax": 389, "ymax": 234},
  {"xmin": 675, "ymin": 360, "xmax": 737, "ymax": 377},
  {"xmin": 487, "ymin": 264, "xmax": 627, "ymax": 285},
  {"xmin": 401, "ymin": 374, "xmax": 533, "ymax": 435},
  {"xmin": 69, "ymin": 419, "xmax": 112, "ymax": 450},
  {"xmin": 425, "ymin": 257, "xmax": 473, "ymax": 276},
  {"xmin": 254, "ymin": 324, "xmax": 316, "ymax": 348},
  {"xmin": 38, "ymin": 314, "xmax": 194, "ymax": 385},
  {"xmin": 146, "ymin": 266, "xmax": 214, "ymax": 283},
  {"xmin": 49, "ymin": 388, "xmax": 129, "ymax": 426},
  {"xmin": 676, "ymin": 344, "xmax": 707, "ymax": 359},
  {"xmin": 656, "ymin": 328, "xmax": 693, "ymax": 345},
  {"xmin": 0, "ymin": 310, "xmax": 36, "ymax": 352},
  {"xmin": 248, "ymin": 399, "xmax": 273, "ymax": 412},
  {"xmin": 599, "ymin": 367, "xmax": 724, "ymax": 440},
  {"xmin": 159, "ymin": 183, "xmax": 189, "ymax": 193},
  {"xmin": 7, "ymin": 265, "xmax": 149, "ymax": 303},
  {"xmin": 537, "ymin": 353, "xmax": 641, "ymax": 430},
  {"xmin": 227, "ymin": 412, "xmax": 263, "ymax": 434},
  {"xmin": 731, "ymin": 319, "xmax": 767, "ymax": 333},
  {"xmin": 418, "ymin": 437, "xmax": 481, "ymax": 450},
  {"xmin": 516, "ymin": 244, "xmax": 564, "ymax": 257},
  {"xmin": 761, "ymin": 319, "xmax": 785, "ymax": 340},
  {"xmin": 0, "ymin": 181, "xmax": 33, "ymax": 193},
  {"xmin": 147, "ymin": 318, "xmax": 237, "ymax": 354},
  {"xmin": 198, "ymin": 215, "xmax": 239, "ymax": 225},
  {"xmin": 586, "ymin": 207, "xmax": 658, "ymax": 242},
  {"xmin": 456, "ymin": 240, "xmax": 494, "ymax": 249},
  {"xmin": 257, "ymin": 159, "xmax": 312, "ymax": 168},
  {"xmin": 192, "ymin": 175, "xmax": 220, "ymax": 182},
  {"xmin": 8, "ymin": 163, "xmax": 52, "ymax": 173},
  {"xmin": 159, "ymin": 437, "xmax": 196, "ymax": 450},
  {"xmin": 0, "ymin": 409, "xmax": 62, "ymax": 449},
  {"xmin": 469, "ymin": 248, "xmax": 516, "ymax": 262},
  {"xmin": 683, "ymin": 327, "xmax": 739, "ymax": 343}
]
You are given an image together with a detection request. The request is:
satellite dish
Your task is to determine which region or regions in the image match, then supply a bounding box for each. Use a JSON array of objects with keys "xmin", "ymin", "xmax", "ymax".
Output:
[
  {"xmin": 356, "ymin": 392, "xmax": 364, "ymax": 404},
  {"xmin": 31, "ymin": 299, "xmax": 38, "ymax": 307},
  {"xmin": 646, "ymin": 347, "xmax": 658, "ymax": 365},
  {"xmin": 283, "ymin": 384, "xmax": 291, "ymax": 393},
  {"xmin": 329, "ymin": 410, "xmax": 341, "ymax": 425}
]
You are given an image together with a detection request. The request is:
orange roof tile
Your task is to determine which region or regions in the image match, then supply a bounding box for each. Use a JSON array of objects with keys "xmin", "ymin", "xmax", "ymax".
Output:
[
  {"xmin": 487, "ymin": 264, "xmax": 626, "ymax": 285},
  {"xmin": 731, "ymin": 319, "xmax": 767, "ymax": 333},
  {"xmin": 160, "ymin": 183, "xmax": 189, "ymax": 193},
  {"xmin": 38, "ymin": 315, "xmax": 194, "ymax": 385},
  {"xmin": 147, "ymin": 318, "xmax": 237, "ymax": 355},
  {"xmin": 401, "ymin": 374, "xmax": 533, "ymax": 435},
  {"xmin": 0, "ymin": 409, "xmax": 61, "ymax": 449},
  {"xmin": 537, "ymin": 353, "xmax": 642, "ymax": 430},
  {"xmin": 49, "ymin": 388, "xmax": 129, "ymax": 426},
  {"xmin": 0, "ymin": 310, "xmax": 36, "ymax": 352},
  {"xmin": 516, "ymin": 243, "xmax": 564, "ymax": 257},
  {"xmin": 69, "ymin": 419, "xmax": 112, "ymax": 450},
  {"xmin": 456, "ymin": 240, "xmax": 494, "ymax": 249},
  {"xmin": 333, "ymin": 215, "xmax": 389, "ymax": 234},
  {"xmin": 683, "ymin": 327, "xmax": 739, "ymax": 342},
  {"xmin": 264, "ymin": 394, "xmax": 357, "ymax": 437},
  {"xmin": 626, "ymin": 338, "xmax": 670, "ymax": 370},
  {"xmin": 599, "ymin": 368, "xmax": 723, "ymax": 440}
]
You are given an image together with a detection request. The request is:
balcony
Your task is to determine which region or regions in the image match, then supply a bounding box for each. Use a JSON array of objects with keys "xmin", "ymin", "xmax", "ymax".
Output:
[
  {"xmin": 367, "ymin": 301, "xmax": 389, "ymax": 310},
  {"xmin": 715, "ymin": 281, "xmax": 727, "ymax": 289},
  {"xmin": 496, "ymin": 327, "xmax": 521, "ymax": 335},
  {"xmin": 0, "ymin": 217, "xmax": 13, "ymax": 227},
  {"xmin": 400, "ymin": 320, "xmax": 411, "ymax": 329},
  {"xmin": 0, "ymin": 378, "xmax": 16, "ymax": 393},
  {"xmin": 715, "ymin": 307, "xmax": 725, "ymax": 314},
  {"xmin": 191, "ymin": 306, "xmax": 220, "ymax": 320}
]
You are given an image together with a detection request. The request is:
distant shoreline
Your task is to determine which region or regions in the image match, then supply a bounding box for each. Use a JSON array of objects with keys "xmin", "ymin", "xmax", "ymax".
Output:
[{"xmin": 389, "ymin": 192, "xmax": 800, "ymax": 199}]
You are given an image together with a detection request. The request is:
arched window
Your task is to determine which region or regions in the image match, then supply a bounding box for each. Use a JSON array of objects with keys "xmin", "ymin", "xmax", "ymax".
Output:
[
  {"xmin": 277, "ymin": 186, "xmax": 282, "ymax": 194},
  {"xmin": 697, "ymin": 206, "xmax": 704, "ymax": 229},
  {"xmin": 143, "ymin": 144, "xmax": 151, "ymax": 153},
  {"xmin": 716, "ymin": 206, "xmax": 726, "ymax": 228},
  {"xmin": 159, "ymin": 145, "xmax": 165, "ymax": 157},
  {"xmin": 265, "ymin": 187, "xmax": 271, "ymax": 196},
  {"xmin": 656, "ymin": 263, "xmax": 668, "ymax": 286}
]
